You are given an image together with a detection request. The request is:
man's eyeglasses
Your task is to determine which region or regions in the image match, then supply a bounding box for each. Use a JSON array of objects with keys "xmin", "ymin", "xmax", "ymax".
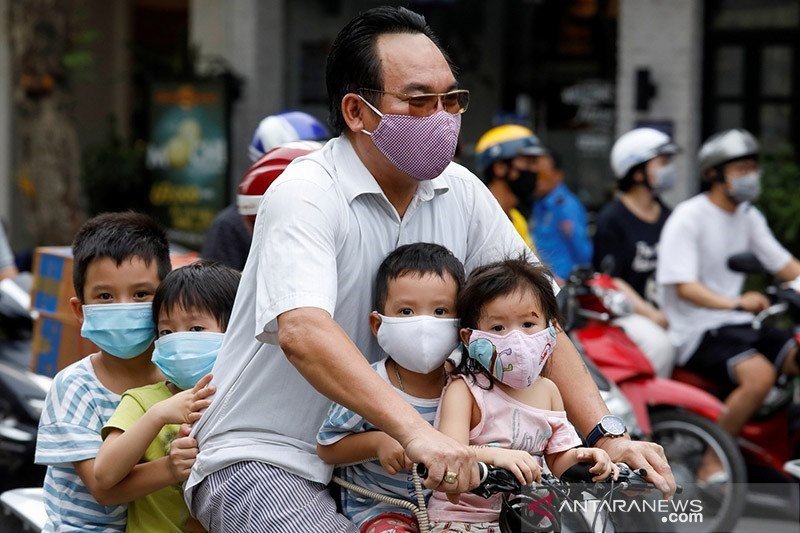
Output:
[{"xmin": 359, "ymin": 88, "xmax": 470, "ymax": 116}]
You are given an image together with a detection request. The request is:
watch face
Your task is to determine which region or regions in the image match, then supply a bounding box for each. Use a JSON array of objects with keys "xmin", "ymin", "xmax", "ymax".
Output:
[{"xmin": 601, "ymin": 415, "xmax": 626, "ymax": 435}]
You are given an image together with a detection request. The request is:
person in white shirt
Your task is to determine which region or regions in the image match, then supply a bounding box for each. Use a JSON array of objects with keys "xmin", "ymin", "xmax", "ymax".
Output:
[
  {"xmin": 658, "ymin": 129, "xmax": 800, "ymax": 446},
  {"xmin": 174, "ymin": 6, "xmax": 675, "ymax": 531}
]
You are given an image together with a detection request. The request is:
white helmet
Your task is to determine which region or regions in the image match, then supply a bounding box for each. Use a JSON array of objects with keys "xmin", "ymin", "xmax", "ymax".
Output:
[
  {"xmin": 610, "ymin": 128, "xmax": 680, "ymax": 179},
  {"xmin": 697, "ymin": 129, "xmax": 759, "ymax": 174}
]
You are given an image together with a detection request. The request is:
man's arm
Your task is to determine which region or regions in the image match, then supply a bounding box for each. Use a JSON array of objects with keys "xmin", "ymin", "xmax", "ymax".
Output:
[
  {"xmin": 613, "ymin": 277, "xmax": 667, "ymax": 328},
  {"xmin": 776, "ymin": 258, "xmax": 800, "ymax": 281},
  {"xmin": 675, "ymin": 282, "xmax": 768, "ymax": 312},
  {"xmin": 549, "ymin": 331, "xmax": 609, "ymax": 433},
  {"xmin": 74, "ymin": 457, "xmax": 179, "ymax": 506},
  {"xmin": 548, "ymin": 329, "xmax": 676, "ymax": 495},
  {"xmin": 279, "ymin": 307, "xmax": 477, "ymax": 494}
]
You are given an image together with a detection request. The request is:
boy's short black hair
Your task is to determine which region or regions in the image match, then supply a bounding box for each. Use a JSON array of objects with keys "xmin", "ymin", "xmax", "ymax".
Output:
[
  {"xmin": 374, "ymin": 243, "xmax": 465, "ymax": 313},
  {"xmin": 152, "ymin": 260, "xmax": 241, "ymax": 333},
  {"xmin": 72, "ymin": 212, "xmax": 171, "ymax": 302}
]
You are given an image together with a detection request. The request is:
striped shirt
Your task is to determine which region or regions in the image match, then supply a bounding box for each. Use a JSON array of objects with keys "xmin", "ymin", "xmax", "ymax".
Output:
[
  {"xmin": 35, "ymin": 356, "xmax": 126, "ymax": 532},
  {"xmin": 317, "ymin": 359, "xmax": 439, "ymax": 526}
]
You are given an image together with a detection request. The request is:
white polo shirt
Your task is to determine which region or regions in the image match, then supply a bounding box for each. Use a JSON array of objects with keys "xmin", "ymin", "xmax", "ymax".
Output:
[
  {"xmin": 657, "ymin": 194, "xmax": 791, "ymax": 364},
  {"xmin": 186, "ymin": 135, "xmax": 531, "ymax": 503}
]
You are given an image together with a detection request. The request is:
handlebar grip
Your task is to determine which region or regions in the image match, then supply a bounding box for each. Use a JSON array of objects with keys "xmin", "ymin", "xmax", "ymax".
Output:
[{"xmin": 560, "ymin": 462, "xmax": 595, "ymax": 482}]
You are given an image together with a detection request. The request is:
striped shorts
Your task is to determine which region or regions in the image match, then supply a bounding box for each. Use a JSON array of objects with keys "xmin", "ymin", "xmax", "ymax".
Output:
[{"xmin": 192, "ymin": 460, "xmax": 359, "ymax": 532}]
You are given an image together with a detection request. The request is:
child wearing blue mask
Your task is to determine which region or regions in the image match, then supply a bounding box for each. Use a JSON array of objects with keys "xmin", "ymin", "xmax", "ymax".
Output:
[
  {"xmin": 94, "ymin": 260, "xmax": 240, "ymax": 533},
  {"xmin": 317, "ymin": 243, "xmax": 465, "ymax": 533},
  {"xmin": 35, "ymin": 212, "xmax": 172, "ymax": 532}
]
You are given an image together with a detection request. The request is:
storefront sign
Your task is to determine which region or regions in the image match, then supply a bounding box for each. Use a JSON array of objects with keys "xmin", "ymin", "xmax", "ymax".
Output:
[{"xmin": 146, "ymin": 81, "xmax": 228, "ymax": 247}]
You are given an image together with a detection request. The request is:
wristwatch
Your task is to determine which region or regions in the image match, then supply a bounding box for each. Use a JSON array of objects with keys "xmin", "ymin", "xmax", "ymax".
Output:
[{"xmin": 586, "ymin": 415, "xmax": 627, "ymax": 447}]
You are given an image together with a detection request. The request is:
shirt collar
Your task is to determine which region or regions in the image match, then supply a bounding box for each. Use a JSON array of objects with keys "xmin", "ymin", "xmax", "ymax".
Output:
[{"xmin": 332, "ymin": 135, "xmax": 449, "ymax": 204}]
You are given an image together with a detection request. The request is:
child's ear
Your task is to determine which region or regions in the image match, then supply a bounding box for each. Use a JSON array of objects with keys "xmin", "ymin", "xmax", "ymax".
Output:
[
  {"xmin": 459, "ymin": 327, "xmax": 472, "ymax": 346},
  {"xmin": 369, "ymin": 311, "xmax": 382, "ymax": 337},
  {"xmin": 70, "ymin": 296, "xmax": 84, "ymax": 324}
]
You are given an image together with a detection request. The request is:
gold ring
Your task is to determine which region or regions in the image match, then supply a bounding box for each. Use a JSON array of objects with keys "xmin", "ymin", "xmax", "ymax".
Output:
[{"xmin": 444, "ymin": 470, "xmax": 458, "ymax": 484}]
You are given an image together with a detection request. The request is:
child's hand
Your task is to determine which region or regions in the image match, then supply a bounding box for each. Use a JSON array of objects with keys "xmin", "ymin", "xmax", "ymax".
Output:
[
  {"xmin": 489, "ymin": 448, "xmax": 542, "ymax": 486},
  {"xmin": 576, "ymin": 447, "xmax": 619, "ymax": 482},
  {"xmin": 169, "ymin": 423, "xmax": 198, "ymax": 483},
  {"xmin": 154, "ymin": 374, "xmax": 216, "ymax": 426},
  {"xmin": 376, "ymin": 433, "xmax": 413, "ymax": 475}
]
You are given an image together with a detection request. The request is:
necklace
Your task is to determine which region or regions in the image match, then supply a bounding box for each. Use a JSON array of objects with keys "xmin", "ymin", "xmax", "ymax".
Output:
[{"xmin": 392, "ymin": 359, "xmax": 405, "ymax": 392}]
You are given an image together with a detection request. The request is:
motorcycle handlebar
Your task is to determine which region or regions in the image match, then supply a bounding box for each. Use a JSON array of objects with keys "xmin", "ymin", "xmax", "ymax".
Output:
[{"xmin": 415, "ymin": 461, "xmax": 682, "ymax": 499}]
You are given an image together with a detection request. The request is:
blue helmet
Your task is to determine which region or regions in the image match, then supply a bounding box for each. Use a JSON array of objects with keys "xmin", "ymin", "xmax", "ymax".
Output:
[{"xmin": 248, "ymin": 111, "xmax": 329, "ymax": 162}]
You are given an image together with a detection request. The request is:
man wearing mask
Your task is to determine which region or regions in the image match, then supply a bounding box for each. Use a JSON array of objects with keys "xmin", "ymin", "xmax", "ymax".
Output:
[
  {"xmin": 528, "ymin": 150, "xmax": 593, "ymax": 280},
  {"xmin": 658, "ymin": 129, "xmax": 800, "ymax": 445},
  {"xmin": 593, "ymin": 127, "xmax": 679, "ymax": 377},
  {"xmin": 475, "ymin": 124, "xmax": 544, "ymax": 249},
  {"xmin": 181, "ymin": 7, "xmax": 674, "ymax": 531}
]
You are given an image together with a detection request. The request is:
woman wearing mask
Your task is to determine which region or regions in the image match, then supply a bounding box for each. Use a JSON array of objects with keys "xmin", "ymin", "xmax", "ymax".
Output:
[{"xmin": 593, "ymin": 127, "xmax": 680, "ymax": 378}]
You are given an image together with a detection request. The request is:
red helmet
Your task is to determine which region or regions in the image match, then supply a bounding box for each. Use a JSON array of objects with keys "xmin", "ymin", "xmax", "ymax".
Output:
[{"xmin": 237, "ymin": 140, "xmax": 323, "ymax": 215}]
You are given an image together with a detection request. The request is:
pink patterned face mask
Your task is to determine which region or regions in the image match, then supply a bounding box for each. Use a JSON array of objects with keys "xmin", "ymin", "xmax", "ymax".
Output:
[
  {"xmin": 359, "ymin": 95, "xmax": 461, "ymax": 181},
  {"xmin": 467, "ymin": 325, "xmax": 557, "ymax": 389}
]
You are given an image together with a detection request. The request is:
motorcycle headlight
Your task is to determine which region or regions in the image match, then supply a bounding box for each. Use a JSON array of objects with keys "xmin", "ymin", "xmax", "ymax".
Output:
[{"xmin": 600, "ymin": 385, "xmax": 642, "ymax": 439}]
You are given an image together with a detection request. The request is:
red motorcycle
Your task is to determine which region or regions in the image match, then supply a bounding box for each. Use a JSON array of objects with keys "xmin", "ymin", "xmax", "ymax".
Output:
[{"xmin": 560, "ymin": 268, "xmax": 747, "ymax": 532}]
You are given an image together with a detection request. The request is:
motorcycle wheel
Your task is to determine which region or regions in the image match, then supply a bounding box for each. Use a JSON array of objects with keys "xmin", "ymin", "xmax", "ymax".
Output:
[{"xmin": 650, "ymin": 409, "xmax": 747, "ymax": 533}]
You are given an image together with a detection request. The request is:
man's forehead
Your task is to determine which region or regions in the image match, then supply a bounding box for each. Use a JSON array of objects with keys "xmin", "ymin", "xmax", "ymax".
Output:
[{"xmin": 375, "ymin": 32, "xmax": 456, "ymax": 92}]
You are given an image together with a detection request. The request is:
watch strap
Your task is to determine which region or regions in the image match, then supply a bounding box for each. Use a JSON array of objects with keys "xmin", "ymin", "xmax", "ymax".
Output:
[{"xmin": 586, "ymin": 423, "xmax": 605, "ymax": 447}]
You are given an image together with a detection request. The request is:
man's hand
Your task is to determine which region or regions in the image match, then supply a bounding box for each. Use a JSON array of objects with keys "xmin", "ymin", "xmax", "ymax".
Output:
[
  {"xmin": 737, "ymin": 291, "xmax": 770, "ymax": 313},
  {"xmin": 403, "ymin": 426, "xmax": 479, "ymax": 503},
  {"xmin": 376, "ymin": 433, "xmax": 412, "ymax": 475},
  {"xmin": 169, "ymin": 424, "xmax": 199, "ymax": 483},
  {"xmin": 599, "ymin": 438, "xmax": 676, "ymax": 497}
]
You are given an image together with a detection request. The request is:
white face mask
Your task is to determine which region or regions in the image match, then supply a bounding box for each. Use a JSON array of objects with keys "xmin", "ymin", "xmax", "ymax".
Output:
[
  {"xmin": 652, "ymin": 162, "xmax": 676, "ymax": 193},
  {"xmin": 376, "ymin": 314, "xmax": 460, "ymax": 374}
]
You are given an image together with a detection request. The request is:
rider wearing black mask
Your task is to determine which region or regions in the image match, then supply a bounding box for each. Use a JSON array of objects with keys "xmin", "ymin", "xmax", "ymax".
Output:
[{"xmin": 475, "ymin": 124, "xmax": 544, "ymax": 250}]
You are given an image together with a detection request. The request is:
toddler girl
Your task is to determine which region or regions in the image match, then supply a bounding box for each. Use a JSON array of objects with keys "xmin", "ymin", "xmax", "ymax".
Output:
[{"xmin": 428, "ymin": 258, "xmax": 617, "ymax": 532}]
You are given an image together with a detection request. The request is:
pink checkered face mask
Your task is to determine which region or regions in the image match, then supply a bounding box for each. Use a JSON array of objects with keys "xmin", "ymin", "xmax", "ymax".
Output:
[{"xmin": 359, "ymin": 95, "xmax": 461, "ymax": 181}]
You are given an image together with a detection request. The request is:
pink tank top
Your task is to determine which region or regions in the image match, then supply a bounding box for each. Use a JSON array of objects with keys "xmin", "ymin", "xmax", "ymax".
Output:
[{"xmin": 427, "ymin": 374, "xmax": 583, "ymax": 524}]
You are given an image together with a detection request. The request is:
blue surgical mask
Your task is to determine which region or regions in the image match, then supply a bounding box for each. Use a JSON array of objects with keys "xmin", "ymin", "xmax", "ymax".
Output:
[
  {"xmin": 152, "ymin": 331, "xmax": 223, "ymax": 390},
  {"xmin": 81, "ymin": 302, "xmax": 156, "ymax": 359}
]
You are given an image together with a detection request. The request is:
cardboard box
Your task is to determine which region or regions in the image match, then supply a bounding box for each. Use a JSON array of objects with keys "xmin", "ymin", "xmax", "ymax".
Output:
[
  {"xmin": 32, "ymin": 315, "xmax": 97, "ymax": 378},
  {"xmin": 29, "ymin": 246, "xmax": 198, "ymax": 377},
  {"xmin": 31, "ymin": 247, "xmax": 75, "ymax": 322}
]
